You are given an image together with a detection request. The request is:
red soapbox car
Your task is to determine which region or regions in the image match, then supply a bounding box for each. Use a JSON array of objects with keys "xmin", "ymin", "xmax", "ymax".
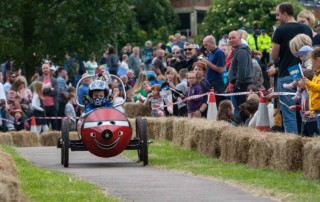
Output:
[{"xmin": 58, "ymin": 72, "xmax": 148, "ymax": 167}]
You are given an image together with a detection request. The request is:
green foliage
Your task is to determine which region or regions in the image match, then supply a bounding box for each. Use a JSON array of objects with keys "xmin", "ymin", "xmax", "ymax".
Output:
[
  {"xmin": 119, "ymin": 0, "xmax": 179, "ymax": 47},
  {"xmin": 0, "ymin": 0, "xmax": 132, "ymax": 78},
  {"xmin": 0, "ymin": 0, "xmax": 178, "ymax": 78},
  {"xmin": 200, "ymin": 0, "xmax": 304, "ymax": 40}
]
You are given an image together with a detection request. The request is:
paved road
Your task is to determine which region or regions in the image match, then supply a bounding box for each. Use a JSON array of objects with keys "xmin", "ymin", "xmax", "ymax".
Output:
[{"xmin": 17, "ymin": 147, "xmax": 276, "ymax": 202}]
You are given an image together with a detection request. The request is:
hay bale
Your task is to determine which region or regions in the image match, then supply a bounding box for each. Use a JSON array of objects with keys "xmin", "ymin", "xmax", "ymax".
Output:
[
  {"xmin": 159, "ymin": 117, "xmax": 175, "ymax": 141},
  {"xmin": 197, "ymin": 121, "xmax": 232, "ymax": 158},
  {"xmin": 171, "ymin": 117, "xmax": 189, "ymax": 146},
  {"xmin": 0, "ymin": 174, "xmax": 24, "ymax": 202},
  {"xmin": 145, "ymin": 117, "xmax": 158, "ymax": 139},
  {"xmin": 11, "ymin": 131, "xmax": 39, "ymax": 147},
  {"xmin": 69, "ymin": 131, "xmax": 80, "ymax": 140},
  {"xmin": 123, "ymin": 103, "xmax": 151, "ymax": 118},
  {"xmin": 220, "ymin": 127, "xmax": 255, "ymax": 164},
  {"xmin": 303, "ymin": 137, "xmax": 320, "ymax": 179},
  {"xmin": 0, "ymin": 150, "xmax": 17, "ymax": 177},
  {"xmin": 268, "ymin": 132, "xmax": 303, "ymax": 171},
  {"xmin": 247, "ymin": 133, "xmax": 273, "ymax": 168},
  {"xmin": 40, "ymin": 131, "xmax": 61, "ymax": 146},
  {"xmin": 0, "ymin": 133, "xmax": 13, "ymax": 146}
]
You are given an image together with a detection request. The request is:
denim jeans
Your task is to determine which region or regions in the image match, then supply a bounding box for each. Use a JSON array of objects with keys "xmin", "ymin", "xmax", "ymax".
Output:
[
  {"xmin": 315, "ymin": 110, "xmax": 320, "ymax": 134},
  {"xmin": 277, "ymin": 76, "xmax": 298, "ymax": 134}
]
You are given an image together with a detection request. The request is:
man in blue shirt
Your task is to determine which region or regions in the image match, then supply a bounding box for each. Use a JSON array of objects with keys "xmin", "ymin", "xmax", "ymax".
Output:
[{"xmin": 202, "ymin": 35, "xmax": 226, "ymax": 106}]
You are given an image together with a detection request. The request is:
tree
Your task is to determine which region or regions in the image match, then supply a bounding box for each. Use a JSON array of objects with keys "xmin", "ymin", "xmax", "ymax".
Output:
[
  {"xmin": 199, "ymin": 0, "xmax": 304, "ymax": 40},
  {"xmin": 120, "ymin": 0, "xmax": 179, "ymax": 47},
  {"xmin": 0, "ymin": 0, "xmax": 132, "ymax": 79}
]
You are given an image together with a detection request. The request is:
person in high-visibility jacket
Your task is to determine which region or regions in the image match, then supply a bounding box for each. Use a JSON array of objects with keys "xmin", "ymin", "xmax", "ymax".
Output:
[
  {"xmin": 257, "ymin": 29, "xmax": 272, "ymax": 65},
  {"xmin": 247, "ymin": 29, "xmax": 257, "ymax": 50}
]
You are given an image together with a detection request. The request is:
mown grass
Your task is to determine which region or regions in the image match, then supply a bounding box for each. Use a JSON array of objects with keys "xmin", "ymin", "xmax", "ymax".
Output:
[
  {"xmin": 122, "ymin": 140, "xmax": 320, "ymax": 202},
  {"xmin": 1, "ymin": 145, "xmax": 120, "ymax": 202}
]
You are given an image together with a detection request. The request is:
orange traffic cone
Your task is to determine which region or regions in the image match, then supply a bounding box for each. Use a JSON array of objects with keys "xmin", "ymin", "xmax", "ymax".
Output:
[
  {"xmin": 207, "ymin": 89, "xmax": 217, "ymax": 120},
  {"xmin": 30, "ymin": 116, "xmax": 38, "ymax": 134},
  {"xmin": 256, "ymin": 89, "xmax": 270, "ymax": 132}
]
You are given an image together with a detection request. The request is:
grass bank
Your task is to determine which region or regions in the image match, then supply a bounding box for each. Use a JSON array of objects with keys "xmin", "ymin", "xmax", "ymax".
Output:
[
  {"xmin": 1, "ymin": 146, "xmax": 120, "ymax": 202},
  {"xmin": 123, "ymin": 140, "xmax": 320, "ymax": 202}
]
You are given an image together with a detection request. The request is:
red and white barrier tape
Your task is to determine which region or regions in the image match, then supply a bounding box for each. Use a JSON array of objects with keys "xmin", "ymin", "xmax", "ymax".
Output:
[{"xmin": 0, "ymin": 117, "xmax": 15, "ymax": 124}]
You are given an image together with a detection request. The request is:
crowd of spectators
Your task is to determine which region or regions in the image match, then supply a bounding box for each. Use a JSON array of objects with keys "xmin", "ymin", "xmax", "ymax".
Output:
[{"xmin": 1, "ymin": 2, "xmax": 320, "ymax": 137}]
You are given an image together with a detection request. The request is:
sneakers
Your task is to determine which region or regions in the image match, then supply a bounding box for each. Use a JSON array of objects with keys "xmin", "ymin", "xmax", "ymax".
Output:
[{"xmin": 283, "ymin": 81, "xmax": 298, "ymax": 89}]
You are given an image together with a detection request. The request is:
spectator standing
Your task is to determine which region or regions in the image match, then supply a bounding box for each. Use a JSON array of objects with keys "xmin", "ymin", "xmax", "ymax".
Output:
[
  {"xmin": 269, "ymin": 2, "xmax": 313, "ymax": 134},
  {"xmin": 257, "ymin": 29, "xmax": 272, "ymax": 65},
  {"xmin": 192, "ymin": 61, "xmax": 211, "ymax": 117},
  {"xmin": 77, "ymin": 73, "xmax": 90, "ymax": 106},
  {"xmin": 218, "ymin": 34, "xmax": 228, "ymax": 47},
  {"xmin": 302, "ymin": 47, "xmax": 320, "ymax": 133},
  {"xmin": 56, "ymin": 67, "xmax": 69, "ymax": 128},
  {"xmin": 4, "ymin": 71, "xmax": 16, "ymax": 93},
  {"xmin": 170, "ymin": 45, "xmax": 187, "ymax": 73},
  {"xmin": 0, "ymin": 72, "xmax": 7, "ymax": 131},
  {"xmin": 184, "ymin": 71, "xmax": 204, "ymax": 118},
  {"xmin": 228, "ymin": 30, "xmax": 253, "ymax": 112},
  {"xmin": 202, "ymin": 35, "xmax": 226, "ymax": 106},
  {"xmin": 85, "ymin": 53, "xmax": 98, "ymax": 75},
  {"xmin": 31, "ymin": 81, "xmax": 49, "ymax": 135},
  {"xmin": 174, "ymin": 68, "xmax": 188, "ymax": 117},
  {"xmin": 166, "ymin": 35, "xmax": 175, "ymax": 54},
  {"xmin": 65, "ymin": 94, "xmax": 76, "ymax": 130},
  {"xmin": 151, "ymin": 49, "xmax": 166, "ymax": 76},
  {"xmin": 142, "ymin": 40, "xmax": 153, "ymax": 71},
  {"xmin": 128, "ymin": 47, "xmax": 141, "ymax": 78},
  {"xmin": 106, "ymin": 46, "xmax": 119, "ymax": 75},
  {"xmin": 183, "ymin": 43, "xmax": 198, "ymax": 71},
  {"xmin": 38, "ymin": 63, "xmax": 59, "ymax": 130}
]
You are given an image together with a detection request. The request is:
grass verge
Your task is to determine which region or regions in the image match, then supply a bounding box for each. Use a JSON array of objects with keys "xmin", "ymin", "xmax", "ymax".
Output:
[
  {"xmin": 122, "ymin": 140, "xmax": 320, "ymax": 202},
  {"xmin": 1, "ymin": 145, "xmax": 120, "ymax": 202}
]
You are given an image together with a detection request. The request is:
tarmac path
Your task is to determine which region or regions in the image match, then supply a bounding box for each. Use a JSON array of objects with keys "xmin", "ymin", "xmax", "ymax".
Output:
[{"xmin": 17, "ymin": 147, "xmax": 276, "ymax": 202}]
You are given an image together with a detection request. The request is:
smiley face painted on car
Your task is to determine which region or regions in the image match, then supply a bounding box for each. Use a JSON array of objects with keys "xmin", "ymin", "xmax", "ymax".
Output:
[{"xmin": 81, "ymin": 108, "xmax": 132, "ymax": 157}]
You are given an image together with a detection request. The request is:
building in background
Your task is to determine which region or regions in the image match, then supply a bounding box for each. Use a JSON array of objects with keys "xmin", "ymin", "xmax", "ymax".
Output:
[{"xmin": 171, "ymin": 0, "xmax": 211, "ymax": 37}]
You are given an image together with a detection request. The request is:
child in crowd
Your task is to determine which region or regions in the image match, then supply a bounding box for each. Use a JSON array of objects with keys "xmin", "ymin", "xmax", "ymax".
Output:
[
  {"xmin": 144, "ymin": 84, "xmax": 165, "ymax": 117},
  {"xmin": 13, "ymin": 109, "xmax": 25, "ymax": 131},
  {"xmin": 301, "ymin": 47, "xmax": 320, "ymax": 133},
  {"xmin": 65, "ymin": 94, "xmax": 76, "ymax": 130},
  {"xmin": 217, "ymin": 100, "xmax": 240, "ymax": 126},
  {"xmin": 184, "ymin": 71, "xmax": 204, "ymax": 118},
  {"xmin": 146, "ymin": 70, "xmax": 163, "ymax": 86},
  {"xmin": 283, "ymin": 45, "xmax": 313, "ymax": 101},
  {"xmin": 243, "ymin": 94, "xmax": 259, "ymax": 126},
  {"xmin": 290, "ymin": 69, "xmax": 319, "ymax": 136},
  {"xmin": 174, "ymin": 68, "xmax": 188, "ymax": 117},
  {"xmin": 85, "ymin": 80, "xmax": 113, "ymax": 113},
  {"xmin": 161, "ymin": 67, "xmax": 179, "ymax": 116},
  {"xmin": 111, "ymin": 86, "xmax": 125, "ymax": 113},
  {"xmin": 31, "ymin": 81, "xmax": 49, "ymax": 135}
]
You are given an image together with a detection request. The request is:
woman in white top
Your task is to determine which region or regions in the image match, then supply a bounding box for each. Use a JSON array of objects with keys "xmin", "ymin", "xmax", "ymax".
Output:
[
  {"xmin": 31, "ymin": 81, "xmax": 48, "ymax": 135},
  {"xmin": 85, "ymin": 53, "xmax": 98, "ymax": 75}
]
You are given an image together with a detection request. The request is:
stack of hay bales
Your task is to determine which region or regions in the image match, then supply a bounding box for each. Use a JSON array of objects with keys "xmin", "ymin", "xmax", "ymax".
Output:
[
  {"xmin": 303, "ymin": 137, "xmax": 320, "ymax": 179},
  {"xmin": 145, "ymin": 117, "xmax": 158, "ymax": 139},
  {"xmin": 220, "ymin": 127, "xmax": 254, "ymax": 164},
  {"xmin": 0, "ymin": 149, "xmax": 26, "ymax": 201},
  {"xmin": 40, "ymin": 131, "xmax": 80, "ymax": 146},
  {"xmin": 0, "ymin": 133, "xmax": 13, "ymax": 145},
  {"xmin": 197, "ymin": 121, "xmax": 232, "ymax": 158},
  {"xmin": 10, "ymin": 131, "xmax": 39, "ymax": 147},
  {"xmin": 123, "ymin": 103, "xmax": 151, "ymax": 118},
  {"xmin": 268, "ymin": 133, "xmax": 304, "ymax": 171},
  {"xmin": 171, "ymin": 117, "xmax": 190, "ymax": 147}
]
